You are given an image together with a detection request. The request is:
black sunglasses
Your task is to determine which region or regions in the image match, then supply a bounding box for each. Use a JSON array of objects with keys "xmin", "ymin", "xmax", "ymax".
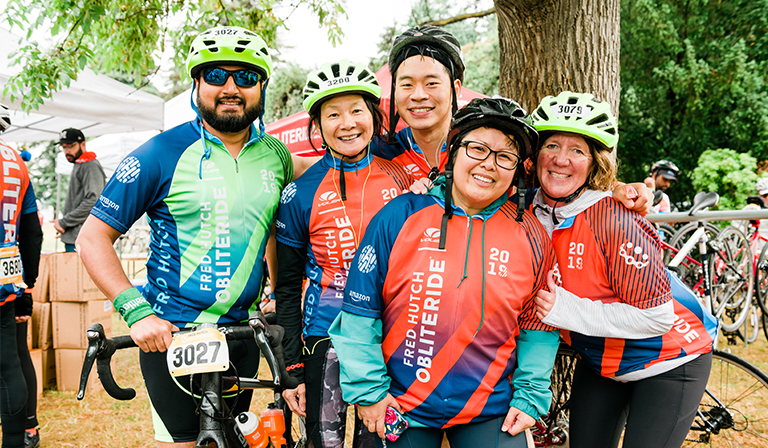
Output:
[{"xmin": 201, "ymin": 68, "xmax": 263, "ymax": 88}]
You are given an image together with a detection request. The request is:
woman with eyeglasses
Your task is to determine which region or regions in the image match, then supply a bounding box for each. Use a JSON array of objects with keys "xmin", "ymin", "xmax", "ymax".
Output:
[
  {"xmin": 530, "ymin": 91, "xmax": 716, "ymax": 448},
  {"xmin": 328, "ymin": 97, "xmax": 559, "ymax": 447},
  {"xmin": 273, "ymin": 59, "xmax": 413, "ymax": 448}
]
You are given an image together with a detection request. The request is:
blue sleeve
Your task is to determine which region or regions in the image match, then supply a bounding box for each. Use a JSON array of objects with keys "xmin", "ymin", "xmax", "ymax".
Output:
[
  {"xmin": 90, "ymin": 128, "xmax": 190, "ymax": 233},
  {"xmin": 21, "ymin": 184, "xmax": 37, "ymax": 214},
  {"xmin": 328, "ymin": 311, "xmax": 390, "ymax": 406},
  {"xmin": 275, "ymin": 181, "xmax": 310, "ymax": 248},
  {"xmin": 510, "ymin": 328, "xmax": 560, "ymax": 420}
]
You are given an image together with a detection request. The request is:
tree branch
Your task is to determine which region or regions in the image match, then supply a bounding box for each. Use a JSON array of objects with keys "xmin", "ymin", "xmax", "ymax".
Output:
[{"xmin": 418, "ymin": 7, "xmax": 496, "ymax": 27}]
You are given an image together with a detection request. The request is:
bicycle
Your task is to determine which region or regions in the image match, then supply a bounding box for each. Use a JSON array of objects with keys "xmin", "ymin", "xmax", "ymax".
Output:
[
  {"xmin": 532, "ymin": 344, "xmax": 768, "ymax": 448},
  {"xmin": 77, "ymin": 310, "xmax": 307, "ymax": 448},
  {"xmin": 660, "ymin": 192, "xmax": 753, "ymax": 333}
]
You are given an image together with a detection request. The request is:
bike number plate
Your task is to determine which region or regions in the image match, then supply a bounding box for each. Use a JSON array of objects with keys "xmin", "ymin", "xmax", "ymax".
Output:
[
  {"xmin": 166, "ymin": 328, "xmax": 229, "ymax": 377},
  {"xmin": 0, "ymin": 246, "xmax": 23, "ymax": 286}
]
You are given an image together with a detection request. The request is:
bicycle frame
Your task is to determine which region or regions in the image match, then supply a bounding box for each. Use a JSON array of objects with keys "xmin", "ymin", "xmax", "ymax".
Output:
[{"xmin": 78, "ymin": 311, "xmax": 301, "ymax": 448}]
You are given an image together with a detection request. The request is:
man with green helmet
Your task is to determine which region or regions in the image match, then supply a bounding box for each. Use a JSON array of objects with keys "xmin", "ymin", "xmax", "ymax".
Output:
[{"xmin": 77, "ymin": 26, "xmax": 296, "ymax": 447}]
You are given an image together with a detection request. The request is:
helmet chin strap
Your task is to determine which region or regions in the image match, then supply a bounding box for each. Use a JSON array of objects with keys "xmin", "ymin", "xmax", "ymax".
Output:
[{"xmin": 541, "ymin": 182, "xmax": 588, "ymax": 225}]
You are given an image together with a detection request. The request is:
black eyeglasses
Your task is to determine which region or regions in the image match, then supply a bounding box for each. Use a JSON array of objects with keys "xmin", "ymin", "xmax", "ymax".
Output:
[
  {"xmin": 201, "ymin": 68, "xmax": 263, "ymax": 88},
  {"xmin": 461, "ymin": 141, "xmax": 520, "ymax": 170}
]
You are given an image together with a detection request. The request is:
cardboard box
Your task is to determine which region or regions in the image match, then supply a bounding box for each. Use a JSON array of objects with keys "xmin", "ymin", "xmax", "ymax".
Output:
[
  {"xmin": 32, "ymin": 253, "xmax": 51, "ymax": 303},
  {"xmin": 49, "ymin": 252, "xmax": 106, "ymax": 302},
  {"xmin": 55, "ymin": 348, "xmax": 110, "ymax": 393},
  {"xmin": 31, "ymin": 301, "xmax": 52, "ymax": 349},
  {"xmin": 42, "ymin": 348, "xmax": 56, "ymax": 389},
  {"xmin": 29, "ymin": 348, "xmax": 43, "ymax": 398},
  {"xmin": 52, "ymin": 300, "xmax": 113, "ymax": 349}
]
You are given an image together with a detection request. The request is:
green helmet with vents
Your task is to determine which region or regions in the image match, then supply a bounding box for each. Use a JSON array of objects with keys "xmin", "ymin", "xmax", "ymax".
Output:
[
  {"xmin": 532, "ymin": 91, "xmax": 619, "ymax": 151},
  {"xmin": 302, "ymin": 59, "xmax": 381, "ymax": 114},
  {"xmin": 186, "ymin": 26, "xmax": 273, "ymax": 79}
]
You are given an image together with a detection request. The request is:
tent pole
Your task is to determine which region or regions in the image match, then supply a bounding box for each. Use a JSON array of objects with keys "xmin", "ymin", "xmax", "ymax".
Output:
[{"xmin": 55, "ymin": 173, "xmax": 60, "ymax": 252}]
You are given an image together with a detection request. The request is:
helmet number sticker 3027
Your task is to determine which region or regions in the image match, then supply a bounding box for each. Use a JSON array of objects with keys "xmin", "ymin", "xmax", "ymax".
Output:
[
  {"xmin": 167, "ymin": 328, "xmax": 230, "ymax": 377},
  {"xmin": 553, "ymin": 104, "xmax": 590, "ymax": 119}
]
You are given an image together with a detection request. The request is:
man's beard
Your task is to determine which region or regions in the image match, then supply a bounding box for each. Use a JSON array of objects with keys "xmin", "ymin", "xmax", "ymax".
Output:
[
  {"xmin": 65, "ymin": 148, "xmax": 83, "ymax": 163},
  {"xmin": 197, "ymin": 92, "xmax": 262, "ymax": 134}
]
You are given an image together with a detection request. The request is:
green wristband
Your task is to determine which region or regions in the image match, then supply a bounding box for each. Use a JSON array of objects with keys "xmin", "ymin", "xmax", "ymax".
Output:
[{"xmin": 113, "ymin": 287, "xmax": 155, "ymax": 327}]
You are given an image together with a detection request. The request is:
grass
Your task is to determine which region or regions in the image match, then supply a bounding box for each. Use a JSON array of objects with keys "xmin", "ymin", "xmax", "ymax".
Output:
[
  {"xmin": 2, "ymin": 315, "xmax": 767, "ymax": 447},
  {"xmin": 5, "ymin": 313, "xmax": 333, "ymax": 447}
]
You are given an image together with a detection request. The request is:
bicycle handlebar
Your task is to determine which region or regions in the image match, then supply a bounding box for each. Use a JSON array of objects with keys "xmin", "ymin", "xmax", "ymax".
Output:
[{"xmin": 77, "ymin": 310, "xmax": 298, "ymax": 401}]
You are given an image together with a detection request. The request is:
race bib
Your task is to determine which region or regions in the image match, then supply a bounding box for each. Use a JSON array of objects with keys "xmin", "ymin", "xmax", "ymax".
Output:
[
  {"xmin": 166, "ymin": 327, "xmax": 230, "ymax": 377},
  {"xmin": 0, "ymin": 246, "xmax": 23, "ymax": 285}
]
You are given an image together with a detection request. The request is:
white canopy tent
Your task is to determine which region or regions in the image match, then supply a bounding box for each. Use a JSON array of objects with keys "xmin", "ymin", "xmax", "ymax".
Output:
[
  {"xmin": 0, "ymin": 26, "xmax": 165, "ymax": 143},
  {"xmin": 59, "ymin": 88, "xmax": 197, "ymax": 177}
]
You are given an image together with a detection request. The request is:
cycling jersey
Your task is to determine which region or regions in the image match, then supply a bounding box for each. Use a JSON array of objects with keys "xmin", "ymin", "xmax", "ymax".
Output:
[
  {"xmin": 331, "ymin": 182, "xmax": 558, "ymax": 428},
  {"xmin": 275, "ymin": 151, "xmax": 412, "ymax": 339},
  {"xmin": 370, "ymin": 128, "xmax": 449, "ymax": 180},
  {"xmin": 0, "ymin": 139, "xmax": 36, "ymax": 304},
  {"xmin": 91, "ymin": 120, "xmax": 292, "ymax": 327},
  {"xmin": 538, "ymin": 193, "xmax": 715, "ymax": 379}
]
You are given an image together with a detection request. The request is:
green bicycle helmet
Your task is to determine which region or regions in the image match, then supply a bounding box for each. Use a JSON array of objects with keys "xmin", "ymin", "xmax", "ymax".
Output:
[
  {"xmin": 186, "ymin": 26, "xmax": 273, "ymax": 79},
  {"xmin": 531, "ymin": 91, "xmax": 618, "ymax": 151},
  {"xmin": 302, "ymin": 59, "xmax": 381, "ymax": 114}
]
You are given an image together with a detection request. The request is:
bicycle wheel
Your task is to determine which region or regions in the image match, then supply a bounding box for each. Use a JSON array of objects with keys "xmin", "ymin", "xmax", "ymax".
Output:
[
  {"xmin": 755, "ymin": 244, "xmax": 768, "ymax": 316},
  {"xmin": 709, "ymin": 227, "xmax": 754, "ymax": 332},
  {"xmin": 656, "ymin": 222, "xmax": 677, "ymax": 243},
  {"xmin": 735, "ymin": 302, "xmax": 760, "ymax": 345},
  {"xmin": 684, "ymin": 350, "xmax": 768, "ymax": 447},
  {"xmin": 763, "ymin": 311, "xmax": 768, "ymax": 343},
  {"xmin": 279, "ymin": 396, "xmax": 308, "ymax": 448},
  {"xmin": 668, "ymin": 222, "xmax": 720, "ymax": 289},
  {"xmin": 533, "ymin": 344, "xmax": 576, "ymax": 447}
]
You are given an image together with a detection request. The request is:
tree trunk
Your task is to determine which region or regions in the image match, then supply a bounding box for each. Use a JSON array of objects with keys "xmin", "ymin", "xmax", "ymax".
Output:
[{"xmin": 494, "ymin": 0, "xmax": 620, "ymax": 115}]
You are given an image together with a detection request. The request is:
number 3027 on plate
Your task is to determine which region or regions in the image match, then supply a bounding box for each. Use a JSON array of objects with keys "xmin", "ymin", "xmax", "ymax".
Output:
[{"xmin": 166, "ymin": 327, "xmax": 230, "ymax": 377}]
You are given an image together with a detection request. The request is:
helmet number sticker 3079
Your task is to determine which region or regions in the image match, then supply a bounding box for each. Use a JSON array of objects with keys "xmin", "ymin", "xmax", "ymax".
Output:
[
  {"xmin": 553, "ymin": 104, "xmax": 590, "ymax": 119},
  {"xmin": 167, "ymin": 327, "xmax": 230, "ymax": 377}
]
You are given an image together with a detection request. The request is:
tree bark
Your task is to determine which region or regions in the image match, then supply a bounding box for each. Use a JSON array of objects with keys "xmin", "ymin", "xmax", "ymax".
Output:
[{"xmin": 494, "ymin": 0, "xmax": 620, "ymax": 115}]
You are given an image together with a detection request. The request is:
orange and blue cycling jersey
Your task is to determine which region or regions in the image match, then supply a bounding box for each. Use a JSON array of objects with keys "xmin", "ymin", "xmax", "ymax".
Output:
[
  {"xmin": 0, "ymin": 140, "xmax": 37, "ymax": 304},
  {"xmin": 339, "ymin": 189, "xmax": 556, "ymax": 428},
  {"xmin": 551, "ymin": 197, "xmax": 716, "ymax": 378},
  {"xmin": 369, "ymin": 129, "xmax": 449, "ymax": 181},
  {"xmin": 275, "ymin": 151, "xmax": 412, "ymax": 338}
]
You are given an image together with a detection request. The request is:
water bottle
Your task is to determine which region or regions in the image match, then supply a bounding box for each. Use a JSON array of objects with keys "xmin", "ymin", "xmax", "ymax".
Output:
[
  {"xmin": 260, "ymin": 404, "xmax": 287, "ymax": 448},
  {"xmin": 236, "ymin": 411, "xmax": 270, "ymax": 448}
]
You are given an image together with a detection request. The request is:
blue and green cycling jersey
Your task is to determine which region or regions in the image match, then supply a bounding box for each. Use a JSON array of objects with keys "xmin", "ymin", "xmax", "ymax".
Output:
[{"xmin": 91, "ymin": 120, "xmax": 292, "ymax": 327}]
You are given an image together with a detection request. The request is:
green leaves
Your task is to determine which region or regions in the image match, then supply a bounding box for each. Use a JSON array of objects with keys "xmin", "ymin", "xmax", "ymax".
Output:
[
  {"xmin": 691, "ymin": 148, "xmax": 759, "ymax": 211},
  {"xmin": 619, "ymin": 0, "xmax": 768, "ymax": 205},
  {"xmin": 1, "ymin": 0, "xmax": 347, "ymax": 111}
]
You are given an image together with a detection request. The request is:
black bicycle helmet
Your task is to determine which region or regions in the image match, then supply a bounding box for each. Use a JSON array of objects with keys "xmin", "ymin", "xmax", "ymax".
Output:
[
  {"xmin": 387, "ymin": 26, "xmax": 466, "ymax": 143},
  {"xmin": 447, "ymin": 97, "xmax": 538, "ymax": 163},
  {"xmin": 651, "ymin": 159, "xmax": 680, "ymax": 181},
  {"xmin": 389, "ymin": 25, "xmax": 465, "ymax": 82},
  {"xmin": 0, "ymin": 104, "xmax": 11, "ymax": 132},
  {"xmin": 438, "ymin": 97, "xmax": 538, "ymax": 248}
]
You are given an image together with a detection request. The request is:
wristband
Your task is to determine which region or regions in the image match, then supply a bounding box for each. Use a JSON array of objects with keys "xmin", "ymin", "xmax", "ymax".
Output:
[{"xmin": 113, "ymin": 287, "xmax": 155, "ymax": 327}]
